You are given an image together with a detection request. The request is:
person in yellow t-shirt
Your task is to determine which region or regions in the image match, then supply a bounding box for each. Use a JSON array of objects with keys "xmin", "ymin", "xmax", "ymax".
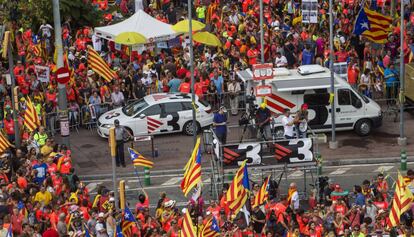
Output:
[
  {"xmin": 40, "ymin": 138, "xmax": 54, "ymax": 157},
  {"xmin": 196, "ymin": 5, "xmax": 206, "ymax": 23},
  {"xmin": 34, "ymin": 186, "xmax": 52, "ymax": 205}
]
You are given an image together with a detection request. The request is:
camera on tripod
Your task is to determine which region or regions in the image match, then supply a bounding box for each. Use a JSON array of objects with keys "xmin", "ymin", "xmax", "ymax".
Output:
[{"xmin": 239, "ymin": 95, "xmax": 257, "ymax": 126}]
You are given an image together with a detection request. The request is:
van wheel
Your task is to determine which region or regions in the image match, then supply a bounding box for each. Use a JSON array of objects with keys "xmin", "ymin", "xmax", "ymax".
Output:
[
  {"xmin": 354, "ymin": 119, "xmax": 372, "ymax": 136},
  {"xmin": 183, "ymin": 121, "xmax": 200, "ymax": 136}
]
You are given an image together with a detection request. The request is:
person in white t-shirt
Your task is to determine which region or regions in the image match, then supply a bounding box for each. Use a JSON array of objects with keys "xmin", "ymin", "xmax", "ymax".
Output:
[
  {"xmin": 281, "ymin": 108, "xmax": 295, "ymax": 139},
  {"xmin": 275, "ymin": 52, "xmax": 288, "ymax": 68}
]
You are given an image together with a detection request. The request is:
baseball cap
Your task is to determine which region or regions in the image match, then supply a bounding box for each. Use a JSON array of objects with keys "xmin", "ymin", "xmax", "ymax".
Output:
[{"xmin": 98, "ymin": 212, "xmax": 105, "ymax": 218}]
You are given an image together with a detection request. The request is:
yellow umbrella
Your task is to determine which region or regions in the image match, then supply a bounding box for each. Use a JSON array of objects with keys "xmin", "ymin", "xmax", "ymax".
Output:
[
  {"xmin": 114, "ymin": 32, "xmax": 147, "ymax": 45},
  {"xmin": 193, "ymin": 32, "xmax": 222, "ymax": 47},
  {"xmin": 172, "ymin": 19, "xmax": 205, "ymax": 33}
]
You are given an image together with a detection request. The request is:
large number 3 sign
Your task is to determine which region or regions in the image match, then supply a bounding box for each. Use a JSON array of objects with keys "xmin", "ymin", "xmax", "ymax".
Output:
[
  {"xmin": 287, "ymin": 138, "xmax": 313, "ymax": 163},
  {"xmin": 221, "ymin": 142, "xmax": 262, "ymax": 166}
]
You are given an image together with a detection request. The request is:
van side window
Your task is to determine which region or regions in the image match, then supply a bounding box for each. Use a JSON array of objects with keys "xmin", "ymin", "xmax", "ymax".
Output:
[
  {"xmin": 338, "ymin": 89, "xmax": 351, "ymax": 105},
  {"xmin": 338, "ymin": 89, "xmax": 362, "ymax": 107},
  {"xmin": 304, "ymin": 93, "xmax": 330, "ymax": 106},
  {"xmin": 350, "ymin": 91, "xmax": 362, "ymax": 108}
]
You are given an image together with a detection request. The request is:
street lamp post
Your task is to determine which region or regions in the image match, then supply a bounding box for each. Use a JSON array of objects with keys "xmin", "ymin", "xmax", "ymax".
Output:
[
  {"xmin": 328, "ymin": 0, "xmax": 338, "ymax": 149},
  {"xmin": 52, "ymin": 0, "xmax": 70, "ymax": 147},
  {"xmin": 398, "ymin": 0, "xmax": 407, "ymax": 171},
  {"xmin": 259, "ymin": 0, "xmax": 264, "ymax": 64},
  {"xmin": 188, "ymin": 0, "xmax": 197, "ymax": 146}
]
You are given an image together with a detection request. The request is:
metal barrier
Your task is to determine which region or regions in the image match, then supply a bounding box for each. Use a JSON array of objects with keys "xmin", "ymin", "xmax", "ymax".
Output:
[
  {"xmin": 80, "ymin": 102, "xmax": 113, "ymax": 130},
  {"xmin": 44, "ymin": 108, "xmax": 81, "ymax": 136}
]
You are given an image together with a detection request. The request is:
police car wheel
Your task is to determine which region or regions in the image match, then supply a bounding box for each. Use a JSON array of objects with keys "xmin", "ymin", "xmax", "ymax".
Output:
[
  {"xmin": 183, "ymin": 121, "xmax": 200, "ymax": 136},
  {"xmin": 354, "ymin": 119, "xmax": 372, "ymax": 136}
]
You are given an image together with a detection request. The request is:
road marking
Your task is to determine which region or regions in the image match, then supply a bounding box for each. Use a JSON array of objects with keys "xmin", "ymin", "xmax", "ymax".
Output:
[
  {"xmin": 288, "ymin": 171, "xmax": 303, "ymax": 177},
  {"xmin": 329, "ymin": 168, "xmax": 351, "ymax": 175},
  {"xmin": 373, "ymin": 166, "xmax": 394, "ymax": 173},
  {"xmin": 161, "ymin": 177, "xmax": 182, "ymax": 186}
]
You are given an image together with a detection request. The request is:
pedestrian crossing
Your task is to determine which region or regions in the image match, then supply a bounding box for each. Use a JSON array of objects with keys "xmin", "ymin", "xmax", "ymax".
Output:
[
  {"xmin": 373, "ymin": 165, "xmax": 394, "ymax": 173},
  {"xmin": 329, "ymin": 167, "xmax": 351, "ymax": 175}
]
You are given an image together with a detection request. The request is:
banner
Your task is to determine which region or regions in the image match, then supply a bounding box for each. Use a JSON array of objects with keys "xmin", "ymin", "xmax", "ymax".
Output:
[
  {"xmin": 302, "ymin": 0, "xmax": 318, "ymax": 24},
  {"xmin": 34, "ymin": 65, "xmax": 50, "ymax": 82},
  {"xmin": 274, "ymin": 138, "xmax": 314, "ymax": 163},
  {"xmin": 222, "ymin": 142, "xmax": 262, "ymax": 166},
  {"xmin": 220, "ymin": 138, "xmax": 314, "ymax": 166}
]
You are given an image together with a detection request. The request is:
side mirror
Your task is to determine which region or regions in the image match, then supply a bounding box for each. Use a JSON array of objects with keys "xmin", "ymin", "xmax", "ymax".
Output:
[{"xmin": 139, "ymin": 114, "xmax": 146, "ymax": 119}]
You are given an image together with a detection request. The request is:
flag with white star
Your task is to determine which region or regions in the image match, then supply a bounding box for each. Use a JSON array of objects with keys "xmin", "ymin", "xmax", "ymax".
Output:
[
  {"xmin": 123, "ymin": 206, "xmax": 136, "ymax": 222},
  {"xmin": 353, "ymin": 8, "xmax": 371, "ymax": 35}
]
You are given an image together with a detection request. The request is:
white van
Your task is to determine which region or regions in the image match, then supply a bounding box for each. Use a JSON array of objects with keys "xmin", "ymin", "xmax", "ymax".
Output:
[{"xmin": 237, "ymin": 64, "xmax": 382, "ymax": 136}]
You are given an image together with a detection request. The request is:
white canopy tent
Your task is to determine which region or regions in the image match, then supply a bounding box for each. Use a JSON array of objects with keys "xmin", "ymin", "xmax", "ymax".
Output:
[{"xmin": 94, "ymin": 10, "xmax": 178, "ymax": 44}]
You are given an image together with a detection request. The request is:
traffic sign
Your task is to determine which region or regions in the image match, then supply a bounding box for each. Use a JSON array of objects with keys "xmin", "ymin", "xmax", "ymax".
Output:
[
  {"xmin": 255, "ymin": 85, "xmax": 272, "ymax": 97},
  {"xmin": 56, "ymin": 67, "xmax": 70, "ymax": 84},
  {"xmin": 252, "ymin": 63, "xmax": 274, "ymax": 80}
]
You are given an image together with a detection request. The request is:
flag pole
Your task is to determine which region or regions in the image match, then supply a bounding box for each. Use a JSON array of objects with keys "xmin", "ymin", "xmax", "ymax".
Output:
[{"xmin": 133, "ymin": 166, "xmax": 144, "ymax": 190}]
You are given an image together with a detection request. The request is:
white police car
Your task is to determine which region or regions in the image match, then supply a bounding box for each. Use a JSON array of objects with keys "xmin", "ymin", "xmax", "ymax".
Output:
[{"xmin": 97, "ymin": 93, "xmax": 214, "ymax": 137}]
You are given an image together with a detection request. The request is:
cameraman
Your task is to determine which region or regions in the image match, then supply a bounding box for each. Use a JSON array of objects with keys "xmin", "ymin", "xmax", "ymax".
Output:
[
  {"xmin": 294, "ymin": 104, "xmax": 309, "ymax": 138},
  {"xmin": 256, "ymin": 102, "xmax": 271, "ymax": 141}
]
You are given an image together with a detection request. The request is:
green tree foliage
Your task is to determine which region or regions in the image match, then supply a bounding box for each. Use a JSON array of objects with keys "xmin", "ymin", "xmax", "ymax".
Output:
[{"xmin": 1, "ymin": 0, "xmax": 102, "ymax": 30}]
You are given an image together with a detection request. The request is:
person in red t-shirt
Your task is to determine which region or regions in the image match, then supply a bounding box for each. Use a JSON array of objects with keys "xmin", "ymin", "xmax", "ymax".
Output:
[
  {"xmin": 3, "ymin": 113, "xmax": 15, "ymax": 141},
  {"xmin": 178, "ymin": 78, "xmax": 191, "ymax": 93},
  {"xmin": 42, "ymin": 221, "xmax": 59, "ymax": 237},
  {"xmin": 247, "ymin": 46, "xmax": 258, "ymax": 65},
  {"xmin": 335, "ymin": 47, "xmax": 349, "ymax": 63}
]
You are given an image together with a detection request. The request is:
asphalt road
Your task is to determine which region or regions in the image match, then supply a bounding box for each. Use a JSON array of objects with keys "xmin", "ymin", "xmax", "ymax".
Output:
[
  {"xmin": 56, "ymin": 109, "xmax": 414, "ymax": 209},
  {"xmin": 82, "ymin": 161, "xmax": 414, "ymax": 209}
]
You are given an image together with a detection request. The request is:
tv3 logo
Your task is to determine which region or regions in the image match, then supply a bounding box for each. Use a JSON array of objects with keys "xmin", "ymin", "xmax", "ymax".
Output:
[
  {"xmin": 275, "ymin": 139, "xmax": 313, "ymax": 162},
  {"xmin": 220, "ymin": 143, "xmax": 262, "ymax": 165}
]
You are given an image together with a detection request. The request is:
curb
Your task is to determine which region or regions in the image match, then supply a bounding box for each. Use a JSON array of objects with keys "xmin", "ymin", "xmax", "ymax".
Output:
[
  {"xmin": 322, "ymin": 156, "xmax": 414, "ymax": 167},
  {"xmin": 79, "ymin": 156, "xmax": 413, "ymax": 180}
]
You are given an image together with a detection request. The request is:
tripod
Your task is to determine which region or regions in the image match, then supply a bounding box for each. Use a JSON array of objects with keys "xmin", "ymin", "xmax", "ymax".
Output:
[{"xmin": 239, "ymin": 109, "xmax": 256, "ymax": 143}]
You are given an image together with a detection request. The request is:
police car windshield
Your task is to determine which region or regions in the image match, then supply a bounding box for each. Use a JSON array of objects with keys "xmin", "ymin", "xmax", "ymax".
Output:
[{"xmin": 122, "ymin": 99, "xmax": 149, "ymax": 116}]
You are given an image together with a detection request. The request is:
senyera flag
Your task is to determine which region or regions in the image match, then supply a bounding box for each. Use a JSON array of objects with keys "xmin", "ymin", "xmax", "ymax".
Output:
[
  {"xmin": 87, "ymin": 45, "xmax": 117, "ymax": 82},
  {"xmin": 0, "ymin": 132, "xmax": 12, "ymax": 154},
  {"xmin": 181, "ymin": 137, "xmax": 202, "ymax": 196},
  {"xmin": 24, "ymin": 97, "xmax": 41, "ymax": 132},
  {"xmin": 388, "ymin": 171, "xmax": 413, "ymax": 227},
  {"xmin": 253, "ymin": 175, "xmax": 271, "ymax": 208}
]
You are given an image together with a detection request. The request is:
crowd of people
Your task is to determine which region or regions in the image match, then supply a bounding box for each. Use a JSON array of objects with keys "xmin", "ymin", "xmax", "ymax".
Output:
[{"xmin": 0, "ymin": 0, "xmax": 414, "ymax": 236}]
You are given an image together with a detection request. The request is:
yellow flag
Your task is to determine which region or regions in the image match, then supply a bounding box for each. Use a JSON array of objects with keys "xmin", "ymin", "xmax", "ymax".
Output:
[{"xmin": 329, "ymin": 93, "xmax": 334, "ymax": 104}]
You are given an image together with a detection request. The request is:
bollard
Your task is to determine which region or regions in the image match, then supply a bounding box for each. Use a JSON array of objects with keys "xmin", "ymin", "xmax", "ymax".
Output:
[
  {"xmin": 154, "ymin": 147, "xmax": 159, "ymax": 157},
  {"xmin": 144, "ymin": 167, "xmax": 151, "ymax": 186},
  {"xmin": 401, "ymin": 149, "xmax": 407, "ymax": 171}
]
